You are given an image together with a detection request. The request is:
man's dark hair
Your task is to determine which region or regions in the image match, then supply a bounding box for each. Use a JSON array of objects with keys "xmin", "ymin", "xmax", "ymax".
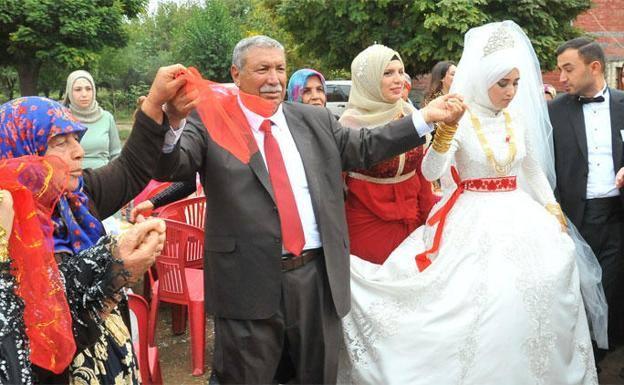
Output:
[{"xmin": 556, "ymin": 37, "xmax": 605, "ymax": 72}]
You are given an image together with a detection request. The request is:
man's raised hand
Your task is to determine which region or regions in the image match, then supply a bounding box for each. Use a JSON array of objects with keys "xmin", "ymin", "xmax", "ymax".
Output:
[{"xmin": 141, "ymin": 64, "xmax": 188, "ymax": 123}]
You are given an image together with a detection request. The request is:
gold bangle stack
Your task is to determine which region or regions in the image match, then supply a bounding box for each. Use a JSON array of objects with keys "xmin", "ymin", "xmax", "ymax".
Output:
[
  {"xmin": 432, "ymin": 122, "xmax": 458, "ymax": 153},
  {"xmin": 545, "ymin": 203, "xmax": 568, "ymax": 229},
  {"xmin": 0, "ymin": 225, "xmax": 9, "ymax": 262}
]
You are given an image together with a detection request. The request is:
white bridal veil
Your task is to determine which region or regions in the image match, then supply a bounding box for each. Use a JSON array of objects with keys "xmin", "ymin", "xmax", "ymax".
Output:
[{"xmin": 450, "ymin": 20, "xmax": 608, "ymax": 348}]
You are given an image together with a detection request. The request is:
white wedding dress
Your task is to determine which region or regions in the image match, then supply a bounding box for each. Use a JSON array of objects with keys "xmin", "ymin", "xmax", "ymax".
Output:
[{"xmin": 338, "ymin": 107, "xmax": 598, "ymax": 385}]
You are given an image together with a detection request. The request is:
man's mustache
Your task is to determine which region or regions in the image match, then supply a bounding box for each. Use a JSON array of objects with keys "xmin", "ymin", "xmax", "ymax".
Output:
[{"xmin": 260, "ymin": 84, "xmax": 283, "ymax": 93}]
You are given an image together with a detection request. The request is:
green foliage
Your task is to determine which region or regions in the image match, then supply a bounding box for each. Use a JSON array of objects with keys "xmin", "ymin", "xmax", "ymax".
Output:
[
  {"xmin": 275, "ymin": 0, "xmax": 591, "ymax": 74},
  {"xmin": 0, "ymin": 0, "xmax": 147, "ymax": 94},
  {"xmin": 97, "ymin": 82, "xmax": 150, "ymax": 115},
  {"xmin": 172, "ymin": 0, "xmax": 243, "ymax": 82}
]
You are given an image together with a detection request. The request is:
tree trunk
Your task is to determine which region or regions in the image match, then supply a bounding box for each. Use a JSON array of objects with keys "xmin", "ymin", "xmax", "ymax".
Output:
[
  {"xmin": 111, "ymin": 84, "xmax": 116, "ymax": 115},
  {"xmin": 8, "ymin": 78, "xmax": 15, "ymax": 100},
  {"xmin": 16, "ymin": 60, "xmax": 41, "ymax": 96}
]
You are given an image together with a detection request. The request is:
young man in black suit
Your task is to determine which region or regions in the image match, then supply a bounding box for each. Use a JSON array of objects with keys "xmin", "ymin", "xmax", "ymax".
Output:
[{"xmin": 549, "ymin": 37, "xmax": 624, "ymax": 366}]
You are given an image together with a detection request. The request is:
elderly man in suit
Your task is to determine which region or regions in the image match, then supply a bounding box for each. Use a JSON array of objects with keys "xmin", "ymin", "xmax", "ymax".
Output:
[
  {"xmin": 157, "ymin": 35, "xmax": 465, "ymax": 384},
  {"xmin": 549, "ymin": 37, "xmax": 624, "ymax": 362}
]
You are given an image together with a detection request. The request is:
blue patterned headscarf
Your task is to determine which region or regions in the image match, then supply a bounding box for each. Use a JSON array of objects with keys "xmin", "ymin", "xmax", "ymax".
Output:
[
  {"xmin": 0, "ymin": 97, "xmax": 104, "ymax": 255},
  {"xmin": 287, "ymin": 69, "xmax": 327, "ymax": 103}
]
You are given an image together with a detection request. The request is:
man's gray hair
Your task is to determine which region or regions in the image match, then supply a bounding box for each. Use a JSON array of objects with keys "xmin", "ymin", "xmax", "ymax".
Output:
[{"xmin": 232, "ymin": 35, "xmax": 285, "ymax": 69}]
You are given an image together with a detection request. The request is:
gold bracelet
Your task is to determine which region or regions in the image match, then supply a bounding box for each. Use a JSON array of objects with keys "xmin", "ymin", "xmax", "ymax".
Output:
[
  {"xmin": 437, "ymin": 122, "xmax": 458, "ymax": 133},
  {"xmin": 432, "ymin": 122, "xmax": 458, "ymax": 153},
  {"xmin": 0, "ymin": 224, "xmax": 9, "ymax": 262}
]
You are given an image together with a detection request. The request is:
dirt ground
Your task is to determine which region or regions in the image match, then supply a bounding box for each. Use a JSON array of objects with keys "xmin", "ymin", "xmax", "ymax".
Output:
[
  {"xmin": 151, "ymin": 301, "xmax": 624, "ymax": 385},
  {"xmin": 154, "ymin": 303, "xmax": 213, "ymax": 385},
  {"xmin": 601, "ymin": 346, "xmax": 624, "ymax": 384}
]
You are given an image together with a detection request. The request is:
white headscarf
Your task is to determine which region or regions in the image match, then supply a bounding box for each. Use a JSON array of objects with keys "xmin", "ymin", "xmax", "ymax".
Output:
[
  {"xmin": 339, "ymin": 44, "xmax": 414, "ymax": 128},
  {"xmin": 63, "ymin": 70, "xmax": 103, "ymax": 123},
  {"xmin": 470, "ymin": 49, "xmax": 520, "ymax": 113}
]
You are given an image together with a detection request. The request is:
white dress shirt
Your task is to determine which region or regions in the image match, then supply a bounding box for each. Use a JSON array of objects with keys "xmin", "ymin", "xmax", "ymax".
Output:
[
  {"xmin": 164, "ymin": 99, "xmax": 434, "ymax": 253},
  {"xmin": 584, "ymin": 86, "xmax": 619, "ymax": 198},
  {"xmin": 239, "ymin": 101, "xmax": 322, "ymax": 251},
  {"xmin": 162, "ymin": 119, "xmax": 186, "ymax": 153}
]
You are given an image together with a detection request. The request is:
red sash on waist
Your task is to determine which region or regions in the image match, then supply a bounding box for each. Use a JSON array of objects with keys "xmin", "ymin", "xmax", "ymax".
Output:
[{"xmin": 414, "ymin": 167, "xmax": 517, "ymax": 271}]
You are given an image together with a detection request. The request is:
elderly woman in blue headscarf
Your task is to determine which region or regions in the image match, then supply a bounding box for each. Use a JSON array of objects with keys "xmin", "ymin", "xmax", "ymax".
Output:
[
  {"xmin": 0, "ymin": 96, "xmax": 168, "ymax": 384},
  {"xmin": 287, "ymin": 68, "xmax": 327, "ymax": 106}
]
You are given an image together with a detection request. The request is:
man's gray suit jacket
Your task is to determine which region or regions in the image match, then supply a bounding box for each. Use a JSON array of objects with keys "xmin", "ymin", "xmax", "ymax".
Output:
[{"xmin": 155, "ymin": 101, "xmax": 425, "ymax": 320}]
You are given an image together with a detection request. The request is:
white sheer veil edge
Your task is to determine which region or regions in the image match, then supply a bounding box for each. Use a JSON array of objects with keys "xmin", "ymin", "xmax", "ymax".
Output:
[{"xmin": 450, "ymin": 20, "xmax": 608, "ymax": 349}]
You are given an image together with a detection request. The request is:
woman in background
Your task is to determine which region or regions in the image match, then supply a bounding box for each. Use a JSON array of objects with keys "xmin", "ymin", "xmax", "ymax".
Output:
[
  {"xmin": 287, "ymin": 68, "xmax": 327, "ymax": 106},
  {"xmin": 340, "ymin": 44, "xmax": 438, "ymax": 264},
  {"xmin": 424, "ymin": 60, "xmax": 456, "ymax": 105},
  {"xmin": 64, "ymin": 70, "xmax": 121, "ymax": 170}
]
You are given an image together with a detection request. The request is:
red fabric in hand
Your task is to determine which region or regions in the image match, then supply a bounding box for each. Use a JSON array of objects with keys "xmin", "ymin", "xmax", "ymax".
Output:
[
  {"xmin": 180, "ymin": 67, "xmax": 276, "ymax": 164},
  {"xmin": 0, "ymin": 155, "xmax": 76, "ymax": 373}
]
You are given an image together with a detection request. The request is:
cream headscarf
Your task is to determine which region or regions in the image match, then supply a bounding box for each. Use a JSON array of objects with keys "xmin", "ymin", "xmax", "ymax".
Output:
[
  {"xmin": 63, "ymin": 70, "xmax": 103, "ymax": 123},
  {"xmin": 339, "ymin": 44, "xmax": 415, "ymax": 128}
]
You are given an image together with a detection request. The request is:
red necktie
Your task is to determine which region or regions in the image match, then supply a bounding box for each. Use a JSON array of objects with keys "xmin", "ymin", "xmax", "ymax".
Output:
[{"xmin": 259, "ymin": 119, "xmax": 305, "ymax": 256}]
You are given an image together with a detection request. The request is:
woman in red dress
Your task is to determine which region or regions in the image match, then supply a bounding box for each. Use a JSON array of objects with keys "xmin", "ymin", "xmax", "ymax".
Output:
[{"xmin": 340, "ymin": 44, "xmax": 438, "ymax": 264}]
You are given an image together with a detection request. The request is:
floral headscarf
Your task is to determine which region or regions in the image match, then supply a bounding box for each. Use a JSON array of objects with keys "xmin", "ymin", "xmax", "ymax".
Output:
[
  {"xmin": 287, "ymin": 68, "xmax": 327, "ymax": 103},
  {"xmin": 0, "ymin": 97, "xmax": 104, "ymax": 255}
]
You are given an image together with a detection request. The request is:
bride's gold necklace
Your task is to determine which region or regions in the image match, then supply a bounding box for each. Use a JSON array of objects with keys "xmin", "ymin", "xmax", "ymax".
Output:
[{"xmin": 470, "ymin": 109, "xmax": 517, "ymax": 176}]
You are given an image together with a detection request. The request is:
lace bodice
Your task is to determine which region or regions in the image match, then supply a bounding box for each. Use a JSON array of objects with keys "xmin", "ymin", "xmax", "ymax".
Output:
[{"xmin": 423, "ymin": 107, "xmax": 556, "ymax": 206}]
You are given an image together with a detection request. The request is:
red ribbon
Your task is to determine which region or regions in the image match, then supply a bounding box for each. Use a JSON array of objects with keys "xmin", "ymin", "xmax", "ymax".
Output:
[{"xmin": 414, "ymin": 167, "xmax": 517, "ymax": 271}]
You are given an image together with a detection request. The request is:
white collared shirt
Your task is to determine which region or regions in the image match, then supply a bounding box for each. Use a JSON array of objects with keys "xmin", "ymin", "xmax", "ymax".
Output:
[
  {"xmin": 584, "ymin": 85, "xmax": 619, "ymax": 198},
  {"xmin": 238, "ymin": 99, "xmax": 322, "ymax": 251},
  {"xmin": 162, "ymin": 119, "xmax": 186, "ymax": 153}
]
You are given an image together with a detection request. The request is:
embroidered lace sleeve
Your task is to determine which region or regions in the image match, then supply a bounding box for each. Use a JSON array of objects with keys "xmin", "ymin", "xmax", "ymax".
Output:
[
  {"xmin": 422, "ymin": 125, "xmax": 461, "ymax": 182},
  {"xmin": 58, "ymin": 235, "xmax": 131, "ymax": 348},
  {"xmin": 0, "ymin": 261, "xmax": 32, "ymax": 385},
  {"xmin": 520, "ymin": 126, "xmax": 557, "ymax": 206}
]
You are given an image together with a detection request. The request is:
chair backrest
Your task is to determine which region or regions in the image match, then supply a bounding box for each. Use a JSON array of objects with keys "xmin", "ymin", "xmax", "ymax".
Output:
[
  {"xmin": 128, "ymin": 293, "xmax": 151, "ymax": 384},
  {"xmin": 158, "ymin": 197, "xmax": 206, "ymax": 229},
  {"xmin": 155, "ymin": 219, "xmax": 204, "ymax": 303}
]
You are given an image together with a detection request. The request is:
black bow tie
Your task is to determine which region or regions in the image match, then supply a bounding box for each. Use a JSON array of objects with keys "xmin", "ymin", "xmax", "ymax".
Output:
[{"xmin": 578, "ymin": 95, "xmax": 605, "ymax": 104}]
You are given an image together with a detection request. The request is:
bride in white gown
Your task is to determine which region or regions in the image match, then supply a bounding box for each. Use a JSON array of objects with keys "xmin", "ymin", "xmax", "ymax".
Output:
[{"xmin": 338, "ymin": 21, "xmax": 607, "ymax": 385}]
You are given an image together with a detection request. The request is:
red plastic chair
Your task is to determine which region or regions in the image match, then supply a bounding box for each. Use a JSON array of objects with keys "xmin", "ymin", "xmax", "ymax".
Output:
[
  {"xmin": 158, "ymin": 196, "xmax": 206, "ymax": 231},
  {"xmin": 149, "ymin": 219, "xmax": 206, "ymax": 376},
  {"xmin": 149, "ymin": 197, "xmax": 205, "ymax": 310},
  {"xmin": 128, "ymin": 293, "xmax": 163, "ymax": 385}
]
